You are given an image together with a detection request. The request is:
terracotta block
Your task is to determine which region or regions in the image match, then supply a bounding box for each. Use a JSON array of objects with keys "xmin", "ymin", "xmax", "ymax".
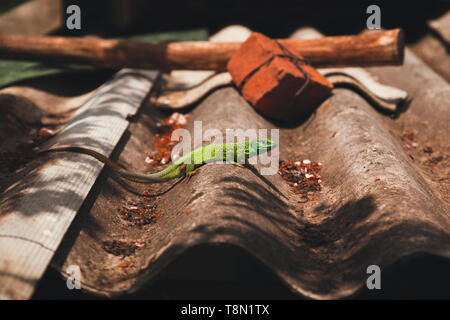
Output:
[{"xmin": 227, "ymin": 32, "xmax": 333, "ymax": 121}]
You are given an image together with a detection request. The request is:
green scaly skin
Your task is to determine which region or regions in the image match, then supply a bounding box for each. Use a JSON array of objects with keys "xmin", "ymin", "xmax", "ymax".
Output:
[
  {"xmin": 120, "ymin": 138, "xmax": 277, "ymax": 183},
  {"xmin": 42, "ymin": 138, "xmax": 277, "ymax": 184}
]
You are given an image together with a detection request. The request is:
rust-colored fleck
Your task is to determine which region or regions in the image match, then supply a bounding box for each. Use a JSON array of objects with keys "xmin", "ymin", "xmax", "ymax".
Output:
[
  {"xmin": 401, "ymin": 129, "xmax": 419, "ymax": 149},
  {"xmin": 146, "ymin": 112, "xmax": 189, "ymax": 166},
  {"xmin": 423, "ymin": 144, "xmax": 433, "ymax": 154},
  {"xmin": 118, "ymin": 203, "xmax": 160, "ymax": 227},
  {"xmin": 118, "ymin": 260, "xmax": 135, "ymax": 269},
  {"xmin": 429, "ymin": 156, "xmax": 443, "ymax": 165},
  {"xmin": 278, "ymin": 160, "xmax": 322, "ymax": 202},
  {"xmin": 102, "ymin": 240, "xmax": 139, "ymax": 257},
  {"xmin": 38, "ymin": 127, "xmax": 58, "ymax": 138}
]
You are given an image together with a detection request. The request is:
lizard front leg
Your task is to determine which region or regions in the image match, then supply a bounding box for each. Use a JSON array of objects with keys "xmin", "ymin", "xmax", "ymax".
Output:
[
  {"xmin": 185, "ymin": 163, "xmax": 200, "ymax": 182},
  {"xmin": 229, "ymin": 161, "xmax": 245, "ymax": 168}
]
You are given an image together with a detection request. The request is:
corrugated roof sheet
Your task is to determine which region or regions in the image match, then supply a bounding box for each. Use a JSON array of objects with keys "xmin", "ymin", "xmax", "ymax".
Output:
[{"xmin": 1, "ymin": 25, "xmax": 449, "ymax": 299}]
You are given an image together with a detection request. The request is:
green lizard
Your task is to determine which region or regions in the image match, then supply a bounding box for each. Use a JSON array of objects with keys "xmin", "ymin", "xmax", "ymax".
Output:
[{"xmin": 42, "ymin": 138, "xmax": 277, "ymax": 184}]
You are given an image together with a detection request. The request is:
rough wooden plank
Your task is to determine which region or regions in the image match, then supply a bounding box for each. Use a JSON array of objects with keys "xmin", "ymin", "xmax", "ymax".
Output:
[
  {"xmin": 0, "ymin": 68, "xmax": 158, "ymax": 300},
  {"xmin": 0, "ymin": 0, "xmax": 62, "ymax": 36},
  {"xmin": 428, "ymin": 10, "xmax": 450, "ymax": 44},
  {"xmin": 52, "ymin": 26, "xmax": 449, "ymax": 300},
  {"xmin": 0, "ymin": 29, "xmax": 404, "ymax": 70}
]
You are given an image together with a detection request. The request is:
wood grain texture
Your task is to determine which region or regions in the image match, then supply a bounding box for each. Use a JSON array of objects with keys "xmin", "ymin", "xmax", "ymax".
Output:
[
  {"xmin": 0, "ymin": 69, "xmax": 158, "ymax": 300},
  {"xmin": 428, "ymin": 10, "xmax": 450, "ymax": 44},
  {"xmin": 0, "ymin": 29, "xmax": 404, "ymax": 70},
  {"xmin": 0, "ymin": 0, "xmax": 62, "ymax": 36},
  {"xmin": 47, "ymin": 26, "xmax": 449, "ymax": 300}
]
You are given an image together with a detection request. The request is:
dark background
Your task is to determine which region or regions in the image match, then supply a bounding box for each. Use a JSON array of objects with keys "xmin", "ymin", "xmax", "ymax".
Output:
[
  {"xmin": 37, "ymin": 0, "xmax": 450, "ymax": 300},
  {"xmin": 59, "ymin": 0, "xmax": 448, "ymax": 43},
  {"xmin": 1, "ymin": 0, "xmax": 448, "ymax": 300}
]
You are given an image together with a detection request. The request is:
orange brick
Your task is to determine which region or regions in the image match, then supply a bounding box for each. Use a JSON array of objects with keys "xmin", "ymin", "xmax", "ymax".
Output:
[{"xmin": 227, "ymin": 32, "xmax": 333, "ymax": 121}]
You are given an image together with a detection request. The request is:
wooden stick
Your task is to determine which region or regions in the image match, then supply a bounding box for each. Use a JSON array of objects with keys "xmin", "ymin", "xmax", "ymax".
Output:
[{"xmin": 0, "ymin": 29, "xmax": 404, "ymax": 70}]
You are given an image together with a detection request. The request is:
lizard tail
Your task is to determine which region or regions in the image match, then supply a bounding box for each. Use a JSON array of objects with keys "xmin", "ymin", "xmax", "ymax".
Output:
[
  {"xmin": 41, "ymin": 147, "xmax": 123, "ymax": 171},
  {"xmin": 41, "ymin": 147, "xmax": 178, "ymax": 184},
  {"xmin": 118, "ymin": 171, "xmax": 170, "ymax": 184}
]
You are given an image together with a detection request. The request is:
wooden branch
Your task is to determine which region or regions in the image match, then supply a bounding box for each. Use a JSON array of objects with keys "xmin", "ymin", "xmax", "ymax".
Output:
[{"xmin": 0, "ymin": 29, "xmax": 404, "ymax": 70}]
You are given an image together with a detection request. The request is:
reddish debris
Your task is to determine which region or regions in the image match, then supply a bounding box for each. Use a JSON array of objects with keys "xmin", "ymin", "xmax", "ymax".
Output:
[
  {"xmin": 142, "ymin": 190, "xmax": 153, "ymax": 201},
  {"xmin": 117, "ymin": 260, "xmax": 135, "ymax": 273},
  {"xmin": 146, "ymin": 112, "xmax": 189, "ymax": 165},
  {"xmin": 423, "ymin": 144, "xmax": 433, "ymax": 153},
  {"xmin": 38, "ymin": 127, "xmax": 59, "ymax": 139},
  {"xmin": 401, "ymin": 129, "xmax": 419, "ymax": 149},
  {"xmin": 118, "ymin": 260, "xmax": 135, "ymax": 268},
  {"xmin": 119, "ymin": 203, "xmax": 160, "ymax": 227},
  {"xmin": 400, "ymin": 130, "xmax": 444, "ymax": 168},
  {"xmin": 278, "ymin": 160, "xmax": 322, "ymax": 201},
  {"xmin": 102, "ymin": 240, "xmax": 139, "ymax": 257},
  {"xmin": 429, "ymin": 155, "xmax": 443, "ymax": 165},
  {"xmin": 153, "ymin": 213, "xmax": 164, "ymax": 220}
]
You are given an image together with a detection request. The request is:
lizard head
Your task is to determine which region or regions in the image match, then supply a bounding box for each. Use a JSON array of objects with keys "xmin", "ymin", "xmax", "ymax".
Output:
[{"xmin": 246, "ymin": 138, "xmax": 277, "ymax": 157}]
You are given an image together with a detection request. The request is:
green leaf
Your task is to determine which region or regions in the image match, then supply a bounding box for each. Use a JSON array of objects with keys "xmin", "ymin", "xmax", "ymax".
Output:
[
  {"xmin": 0, "ymin": 29, "xmax": 209, "ymax": 88},
  {"xmin": 128, "ymin": 29, "xmax": 209, "ymax": 42}
]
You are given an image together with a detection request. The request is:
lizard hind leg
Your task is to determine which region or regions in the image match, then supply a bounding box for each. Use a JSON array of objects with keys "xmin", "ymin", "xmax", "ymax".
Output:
[
  {"xmin": 229, "ymin": 161, "xmax": 245, "ymax": 168},
  {"xmin": 185, "ymin": 163, "xmax": 200, "ymax": 182},
  {"xmin": 159, "ymin": 163, "xmax": 187, "ymax": 181}
]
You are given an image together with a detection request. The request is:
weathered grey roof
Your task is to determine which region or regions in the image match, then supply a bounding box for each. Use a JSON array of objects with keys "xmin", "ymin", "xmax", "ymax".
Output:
[
  {"xmin": 1, "ymin": 25, "xmax": 449, "ymax": 299},
  {"xmin": 0, "ymin": 69, "xmax": 158, "ymax": 299}
]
